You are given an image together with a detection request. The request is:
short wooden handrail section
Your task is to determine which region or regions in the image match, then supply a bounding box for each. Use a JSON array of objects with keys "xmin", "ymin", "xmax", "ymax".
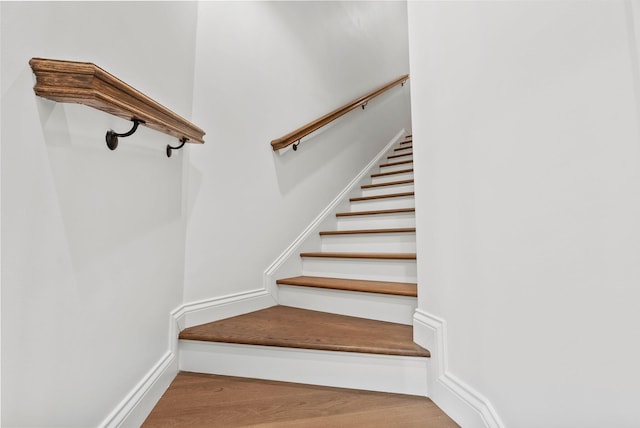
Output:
[
  {"xmin": 270, "ymin": 74, "xmax": 409, "ymax": 151},
  {"xmin": 29, "ymin": 58, "xmax": 205, "ymax": 155}
]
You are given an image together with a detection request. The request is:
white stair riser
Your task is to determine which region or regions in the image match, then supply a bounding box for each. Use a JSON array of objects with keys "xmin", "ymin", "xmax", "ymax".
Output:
[
  {"xmin": 361, "ymin": 183, "xmax": 414, "ymax": 197},
  {"xmin": 302, "ymin": 257, "xmax": 417, "ymax": 282},
  {"xmin": 179, "ymin": 341, "xmax": 428, "ymax": 396},
  {"xmin": 377, "ymin": 162, "xmax": 413, "ymax": 173},
  {"xmin": 336, "ymin": 213, "xmax": 416, "ymax": 230},
  {"xmin": 371, "ymin": 171, "xmax": 414, "ymax": 185},
  {"xmin": 278, "ymin": 285, "xmax": 416, "ymax": 325},
  {"xmin": 350, "ymin": 196, "xmax": 414, "ymax": 211},
  {"xmin": 321, "ymin": 233, "xmax": 416, "ymax": 253}
]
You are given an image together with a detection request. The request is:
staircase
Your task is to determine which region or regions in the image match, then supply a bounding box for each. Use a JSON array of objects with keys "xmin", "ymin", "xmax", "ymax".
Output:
[{"xmin": 178, "ymin": 135, "xmax": 428, "ymax": 396}]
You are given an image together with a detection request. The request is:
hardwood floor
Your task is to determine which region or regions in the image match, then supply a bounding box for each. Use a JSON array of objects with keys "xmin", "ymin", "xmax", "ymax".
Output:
[{"xmin": 143, "ymin": 372, "xmax": 459, "ymax": 427}]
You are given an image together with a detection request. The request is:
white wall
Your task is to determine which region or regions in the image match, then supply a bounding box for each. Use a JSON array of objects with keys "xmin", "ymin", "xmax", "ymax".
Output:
[
  {"xmin": 1, "ymin": 2, "xmax": 197, "ymax": 426},
  {"xmin": 184, "ymin": 1, "xmax": 411, "ymax": 302},
  {"xmin": 408, "ymin": 1, "xmax": 640, "ymax": 427}
]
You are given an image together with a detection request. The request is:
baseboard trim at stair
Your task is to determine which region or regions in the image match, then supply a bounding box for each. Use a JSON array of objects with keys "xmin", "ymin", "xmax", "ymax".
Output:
[
  {"xmin": 173, "ymin": 288, "xmax": 276, "ymax": 331},
  {"xmin": 179, "ymin": 340, "xmax": 428, "ymax": 396},
  {"xmin": 101, "ymin": 289, "xmax": 276, "ymax": 427},
  {"xmin": 264, "ymin": 128, "xmax": 408, "ymax": 300},
  {"xmin": 413, "ymin": 309, "xmax": 505, "ymax": 428},
  {"xmin": 98, "ymin": 351, "xmax": 177, "ymax": 428}
]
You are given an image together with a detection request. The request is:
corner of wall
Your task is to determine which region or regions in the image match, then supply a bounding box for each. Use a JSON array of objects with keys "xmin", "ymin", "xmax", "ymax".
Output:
[{"xmin": 413, "ymin": 309, "xmax": 505, "ymax": 428}]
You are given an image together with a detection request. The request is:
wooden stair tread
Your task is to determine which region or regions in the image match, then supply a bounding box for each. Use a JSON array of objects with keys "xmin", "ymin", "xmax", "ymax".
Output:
[
  {"xmin": 371, "ymin": 168, "xmax": 413, "ymax": 178},
  {"xmin": 387, "ymin": 152, "xmax": 413, "ymax": 160},
  {"xmin": 300, "ymin": 252, "xmax": 416, "ymax": 260},
  {"xmin": 362, "ymin": 179, "xmax": 414, "ymax": 189},
  {"xmin": 320, "ymin": 227, "xmax": 415, "ymax": 236},
  {"xmin": 380, "ymin": 159, "xmax": 413, "ymax": 168},
  {"xmin": 179, "ymin": 306, "xmax": 429, "ymax": 357},
  {"xmin": 351, "ymin": 192, "xmax": 414, "ymax": 202},
  {"xmin": 277, "ymin": 276, "xmax": 417, "ymax": 297},
  {"xmin": 144, "ymin": 372, "xmax": 457, "ymax": 427},
  {"xmin": 336, "ymin": 208, "xmax": 415, "ymax": 217},
  {"xmin": 394, "ymin": 145, "xmax": 413, "ymax": 151}
]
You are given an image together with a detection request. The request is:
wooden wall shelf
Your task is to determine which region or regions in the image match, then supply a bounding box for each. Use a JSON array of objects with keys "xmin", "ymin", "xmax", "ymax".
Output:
[{"xmin": 29, "ymin": 58, "xmax": 205, "ymax": 154}]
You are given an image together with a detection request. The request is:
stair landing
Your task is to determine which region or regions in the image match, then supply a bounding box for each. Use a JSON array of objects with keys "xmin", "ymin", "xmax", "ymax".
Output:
[{"xmin": 179, "ymin": 305, "xmax": 429, "ymax": 357}]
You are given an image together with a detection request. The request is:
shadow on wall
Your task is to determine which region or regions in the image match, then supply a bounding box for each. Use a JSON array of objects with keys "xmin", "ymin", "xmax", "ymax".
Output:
[
  {"xmin": 271, "ymin": 86, "xmax": 410, "ymax": 198},
  {"xmin": 25, "ymin": 68, "xmax": 185, "ymax": 272},
  {"xmin": 271, "ymin": 113, "xmax": 357, "ymax": 197}
]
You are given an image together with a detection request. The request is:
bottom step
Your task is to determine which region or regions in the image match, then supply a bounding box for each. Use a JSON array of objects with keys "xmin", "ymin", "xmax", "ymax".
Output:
[
  {"xmin": 144, "ymin": 372, "xmax": 459, "ymax": 427},
  {"xmin": 178, "ymin": 306, "xmax": 429, "ymax": 395}
]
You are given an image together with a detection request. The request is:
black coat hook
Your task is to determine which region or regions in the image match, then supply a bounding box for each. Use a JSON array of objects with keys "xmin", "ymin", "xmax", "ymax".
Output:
[
  {"xmin": 106, "ymin": 119, "xmax": 145, "ymax": 150},
  {"xmin": 166, "ymin": 137, "xmax": 188, "ymax": 158}
]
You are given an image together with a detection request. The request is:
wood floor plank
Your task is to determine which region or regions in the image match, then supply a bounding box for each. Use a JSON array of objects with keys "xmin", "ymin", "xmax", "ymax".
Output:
[
  {"xmin": 276, "ymin": 276, "xmax": 417, "ymax": 297},
  {"xmin": 143, "ymin": 372, "xmax": 458, "ymax": 428},
  {"xmin": 179, "ymin": 306, "xmax": 429, "ymax": 357}
]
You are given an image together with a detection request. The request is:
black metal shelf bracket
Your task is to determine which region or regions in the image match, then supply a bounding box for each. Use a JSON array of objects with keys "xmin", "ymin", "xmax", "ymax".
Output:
[
  {"xmin": 106, "ymin": 119, "xmax": 145, "ymax": 151},
  {"xmin": 166, "ymin": 137, "xmax": 188, "ymax": 158}
]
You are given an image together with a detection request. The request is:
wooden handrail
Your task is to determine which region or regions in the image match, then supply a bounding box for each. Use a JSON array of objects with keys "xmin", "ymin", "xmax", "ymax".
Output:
[
  {"xmin": 270, "ymin": 74, "xmax": 409, "ymax": 151},
  {"xmin": 29, "ymin": 58, "xmax": 205, "ymax": 153}
]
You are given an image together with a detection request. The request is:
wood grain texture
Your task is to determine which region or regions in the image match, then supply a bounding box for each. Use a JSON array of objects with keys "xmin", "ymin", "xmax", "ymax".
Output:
[
  {"xmin": 276, "ymin": 275, "xmax": 417, "ymax": 297},
  {"xmin": 350, "ymin": 191, "xmax": 415, "ymax": 202},
  {"xmin": 319, "ymin": 227, "xmax": 415, "ymax": 236},
  {"xmin": 299, "ymin": 252, "xmax": 416, "ymax": 260},
  {"xmin": 179, "ymin": 306, "xmax": 429, "ymax": 357},
  {"xmin": 371, "ymin": 168, "xmax": 414, "ymax": 178},
  {"xmin": 336, "ymin": 208, "xmax": 415, "ymax": 217},
  {"xmin": 270, "ymin": 74, "xmax": 409, "ymax": 151},
  {"xmin": 361, "ymin": 179, "xmax": 414, "ymax": 189},
  {"xmin": 29, "ymin": 58, "xmax": 205, "ymax": 144},
  {"xmin": 143, "ymin": 372, "xmax": 458, "ymax": 427}
]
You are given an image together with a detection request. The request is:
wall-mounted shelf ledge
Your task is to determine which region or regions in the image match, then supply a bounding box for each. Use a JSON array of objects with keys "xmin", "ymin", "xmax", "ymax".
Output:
[{"xmin": 29, "ymin": 58, "xmax": 205, "ymax": 153}]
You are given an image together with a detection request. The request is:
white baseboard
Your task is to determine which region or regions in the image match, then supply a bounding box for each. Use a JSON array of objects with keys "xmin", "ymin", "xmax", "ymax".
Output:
[
  {"xmin": 98, "ymin": 351, "xmax": 178, "ymax": 428},
  {"xmin": 173, "ymin": 288, "xmax": 276, "ymax": 332},
  {"xmin": 413, "ymin": 309, "xmax": 505, "ymax": 428},
  {"xmin": 265, "ymin": 128, "xmax": 408, "ymax": 300},
  {"xmin": 102, "ymin": 288, "xmax": 276, "ymax": 427}
]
